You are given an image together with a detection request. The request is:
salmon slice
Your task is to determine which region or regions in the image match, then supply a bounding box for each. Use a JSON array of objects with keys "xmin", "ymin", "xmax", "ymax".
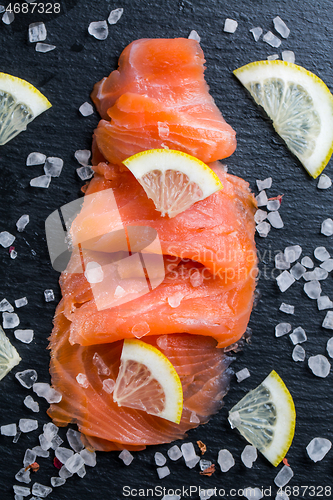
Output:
[
  {"xmin": 91, "ymin": 38, "xmax": 236, "ymax": 165},
  {"xmin": 48, "ymin": 301, "xmax": 234, "ymax": 451},
  {"xmin": 60, "ymin": 162, "xmax": 257, "ymax": 348}
]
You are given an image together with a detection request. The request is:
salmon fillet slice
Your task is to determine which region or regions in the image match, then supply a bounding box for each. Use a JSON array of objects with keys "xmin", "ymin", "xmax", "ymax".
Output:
[{"xmin": 48, "ymin": 301, "xmax": 234, "ymax": 451}]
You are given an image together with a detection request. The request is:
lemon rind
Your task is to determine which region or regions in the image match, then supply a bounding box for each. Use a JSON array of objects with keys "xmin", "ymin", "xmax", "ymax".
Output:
[
  {"xmin": 234, "ymin": 61, "xmax": 333, "ymax": 178},
  {"xmin": 0, "ymin": 72, "xmax": 51, "ymax": 116},
  {"xmin": 117, "ymin": 338, "xmax": 183, "ymax": 424}
]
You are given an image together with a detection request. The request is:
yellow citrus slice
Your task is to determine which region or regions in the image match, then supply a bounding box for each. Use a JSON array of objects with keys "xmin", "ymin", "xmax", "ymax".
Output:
[
  {"xmin": 228, "ymin": 370, "xmax": 295, "ymax": 466},
  {"xmin": 234, "ymin": 60, "xmax": 333, "ymax": 178},
  {"xmin": 0, "ymin": 72, "xmax": 51, "ymax": 146},
  {"xmin": 0, "ymin": 326, "xmax": 21, "ymax": 381},
  {"xmin": 123, "ymin": 149, "xmax": 223, "ymax": 218},
  {"xmin": 113, "ymin": 338, "xmax": 183, "ymax": 423}
]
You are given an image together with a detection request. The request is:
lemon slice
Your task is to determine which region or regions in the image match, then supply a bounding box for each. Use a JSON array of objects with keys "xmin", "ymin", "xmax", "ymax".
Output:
[
  {"xmin": 0, "ymin": 326, "xmax": 21, "ymax": 381},
  {"xmin": 113, "ymin": 338, "xmax": 183, "ymax": 423},
  {"xmin": 0, "ymin": 72, "xmax": 51, "ymax": 146},
  {"xmin": 228, "ymin": 370, "xmax": 295, "ymax": 466},
  {"xmin": 123, "ymin": 149, "xmax": 223, "ymax": 218},
  {"xmin": 234, "ymin": 61, "xmax": 333, "ymax": 178}
]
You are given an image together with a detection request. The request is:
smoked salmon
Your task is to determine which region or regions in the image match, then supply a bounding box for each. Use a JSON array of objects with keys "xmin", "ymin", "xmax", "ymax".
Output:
[{"xmin": 47, "ymin": 38, "xmax": 257, "ymax": 450}]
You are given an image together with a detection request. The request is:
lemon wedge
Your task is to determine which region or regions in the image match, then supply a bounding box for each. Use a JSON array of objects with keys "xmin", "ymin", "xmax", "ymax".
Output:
[
  {"xmin": 228, "ymin": 370, "xmax": 295, "ymax": 466},
  {"xmin": 113, "ymin": 338, "xmax": 183, "ymax": 423},
  {"xmin": 0, "ymin": 326, "xmax": 21, "ymax": 381},
  {"xmin": 234, "ymin": 61, "xmax": 333, "ymax": 178},
  {"xmin": 0, "ymin": 72, "xmax": 51, "ymax": 146},
  {"xmin": 123, "ymin": 149, "xmax": 223, "ymax": 218}
]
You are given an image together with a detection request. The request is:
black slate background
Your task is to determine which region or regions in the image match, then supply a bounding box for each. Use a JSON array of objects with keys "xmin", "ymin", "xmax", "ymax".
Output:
[{"xmin": 0, "ymin": 0, "xmax": 332, "ymax": 499}]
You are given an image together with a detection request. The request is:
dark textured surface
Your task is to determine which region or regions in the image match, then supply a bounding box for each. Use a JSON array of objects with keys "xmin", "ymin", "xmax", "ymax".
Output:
[{"xmin": 0, "ymin": 0, "xmax": 332, "ymax": 499}]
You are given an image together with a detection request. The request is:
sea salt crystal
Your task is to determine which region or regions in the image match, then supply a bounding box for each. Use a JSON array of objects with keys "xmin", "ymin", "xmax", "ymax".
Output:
[
  {"xmin": 43, "ymin": 422, "xmax": 59, "ymax": 441},
  {"xmin": 15, "ymin": 468, "xmax": 30, "ymax": 484},
  {"xmin": 131, "ymin": 321, "xmax": 150, "ymax": 338},
  {"xmin": 108, "ymin": 7, "xmax": 123, "ymax": 24},
  {"xmin": 28, "ymin": 22, "xmax": 47, "ymax": 42},
  {"xmin": 15, "ymin": 369, "xmax": 37, "ymax": 389},
  {"xmin": 314, "ymin": 246, "xmax": 330, "ymax": 261},
  {"xmin": 190, "ymin": 412, "xmax": 200, "ymax": 423},
  {"xmin": 77, "ymin": 166, "xmax": 94, "ymax": 180},
  {"xmin": 0, "ymin": 231, "xmax": 15, "ymax": 248},
  {"xmin": 1, "ymin": 423, "xmax": 17, "ymax": 436},
  {"xmin": 0, "ymin": 298, "xmax": 14, "ymax": 312},
  {"xmin": 80, "ymin": 448, "xmax": 97, "ymax": 466},
  {"xmin": 167, "ymin": 445, "xmax": 182, "ymax": 461},
  {"xmin": 32, "ymin": 445, "xmax": 49, "ymax": 458},
  {"xmin": 256, "ymin": 177, "xmax": 272, "ymax": 190},
  {"xmin": 279, "ymin": 303, "xmax": 294, "ymax": 314},
  {"xmin": 224, "ymin": 18, "xmax": 238, "ymax": 33},
  {"xmin": 217, "ymin": 449, "xmax": 235, "ymax": 472},
  {"xmin": 267, "ymin": 211, "xmax": 284, "ymax": 228},
  {"xmin": 306, "ymin": 437, "xmax": 332, "ymax": 462},
  {"xmin": 33, "ymin": 382, "xmax": 62, "ymax": 403},
  {"xmin": 200, "ymin": 459, "xmax": 212, "ymax": 471},
  {"xmin": 318, "ymin": 296, "xmax": 333, "ymax": 310},
  {"xmin": 155, "ymin": 452, "xmax": 166, "ymax": 466},
  {"xmin": 250, "ymin": 27, "xmax": 263, "ymax": 41},
  {"xmin": 51, "ymin": 477, "xmax": 65, "ymax": 487},
  {"xmin": 290, "ymin": 326, "xmax": 307, "ymax": 344},
  {"xmin": 228, "ymin": 410, "xmax": 241, "ymax": 429},
  {"xmin": 321, "ymin": 218, "xmax": 333, "ymax": 236},
  {"xmin": 26, "ymin": 152, "xmax": 46, "ymax": 166},
  {"xmin": 79, "ymin": 102, "xmax": 94, "ymax": 116},
  {"xmin": 10, "ymin": 249, "xmax": 17, "ymax": 259},
  {"xmin": 88, "ymin": 20, "xmax": 108, "ymax": 40},
  {"xmin": 44, "ymin": 157, "xmax": 63, "ymax": 177},
  {"xmin": 313, "ymin": 267, "xmax": 328, "ymax": 280},
  {"xmin": 236, "ymin": 367, "xmax": 250, "ymax": 382},
  {"xmin": 51, "ymin": 434, "xmax": 63, "ymax": 449},
  {"xmin": 282, "ymin": 50, "xmax": 295, "ymax": 63},
  {"xmin": 241, "ymin": 445, "xmax": 257, "ymax": 468},
  {"xmin": 181, "ymin": 442, "xmax": 196, "ymax": 462},
  {"xmin": 274, "ymin": 465, "xmax": 294, "ymax": 487},
  {"xmin": 275, "ymin": 252, "xmax": 290, "ymax": 270},
  {"xmin": 188, "ymin": 30, "xmax": 200, "ymax": 42},
  {"xmin": 102, "ymin": 379, "xmax": 115, "ymax": 394},
  {"xmin": 157, "ymin": 466, "xmax": 170, "ymax": 478},
  {"xmin": 55, "ymin": 447, "xmax": 74, "ymax": 464},
  {"xmin": 284, "ymin": 245, "xmax": 302, "ymax": 263},
  {"xmin": 275, "ymin": 322, "xmax": 292, "ymax": 337},
  {"xmin": 317, "ymin": 174, "xmax": 332, "ymax": 189},
  {"xmin": 59, "ymin": 466, "xmax": 73, "ymax": 479},
  {"xmin": 66, "ymin": 429, "xmax": 84, "ymax": 452},
  {"xmin": 200, "ymin": 490, "xmax": 215, "ymax": 500},
  {"xmin": 65, "ymin": 453, "xmax": 85, "ymax": 473},
  {"xmin": 36, "ymin": 42, "xmax": 56, "ymax": 53},
  {"xmin": 16, "ymin": 215, "xmax": 30, "ymax": 233},
  {"xmin": 304, "ymin": 280, "xmax": 321, "ymax": 299},
  {"xmin": 15, "ymin": 297, "xmax": 28, "ymax": 308},
  {"xmin": 263, "ymin": 31, "xmax": 281, "ymax": 48},
  {"xmin": 162, "ymin": 496, "xmax": 180, "ymax": 500},
  {"xmin": 301, "ymin": 256, "xmax": 314, "ymax": 268},
  {"xmin": 15, "ymin": 329, "xmax": 34, "ymax": 344},
  {"xmin": 13, "ymin": 430, "xmax": 21, "ymax": 443},
  {"xmin": 243, "ymin": 488, "xmax": 263, "ymax": 500},
  {"xmin": 44, "ymin": 289, "xmax": 55, "ymax": 302},
  {"xmin": 75, "ymin": 149, "xmax": 91, "ymax": 166},
  {"xmin": 190, "ymin": 269, "xmax": 203, "ymax": 287},
  {"xmin": 2, "ymin": 11, "xmax": 14, "ymax": 24},
  {"xmin": 76, "ymin": 373, "xmax": 89, "ymax": 388},
  {"xmin": 119, "ymin": 449, "xmax": 134, "ymax": 465},
  {"xmin": 19, "ymin": 419, "xmax": 38, "ymax": 433},
  {"xmin": 276, "ymin": 271, "xmax": 295, "ymax": 292},
  {"xmin": 30, "ymin": 175, "xmax": 51, "ymax": 188},
  {"xmin": 308, "ymin": 355, "xmax": 330, "ymax": 378},
  {"xmin": 13, "ymin": 485, "xmax": 30, "ymax": 497},
  {"xmin": 266, "ymin": 199, "xmax": 280, "ymax": 211},
  {"xmin": 24, "ymin": 395, "xmax": 39, "ymax": 413},
  {"xmin": 267, "ymin": 54, "xmax": 279, "ymax": 60},
  {"xmin": 39, "ymin": 434, "xmax": 52, "ymax": 451},
  {"xmin": 327, "ymin": 338, "xmax": 333, "ymax": 358},
  {"xmin": 254, "ymin": 209, "xmax": 267, "ymax": 223},
  {"xmin": 31, "ymin": 483, "xmax": 52, "ymax": 498},
  {"xmin": 323, "ymin": 311, "xmax": 333, "ymax": 330},
  {"xmin": 292, "ymin": 344, "xmax": 306, "ymax": 362},
  {"xmin": 256, "ymin": 190, "xmax": 268, "ymax": 206},
  {"xmin": 273, "ymin": 16, "xmax": 290, "ymax": 38},
  {"xmin": 77, "ymin": 464, "xmax": 86, "ymax": 478},
  {"xmin": 168, "ymin": 292, "xmax": 184, "ymax": 308},
  {"xmin": 23, "ymin": 449, "xmax": 36, "ymax": 467},
  {"xmin": 320, "ymin": 259, "xmax": 333, "ymax": 272},
  {"xmin": 290, "ymin": 263, "xmax": 306, "ymax": 280},
  {"xmin": 256, "ymin": 221, "xmax": 271, "ymax": 237},
  {"xmin": 3, "ymin": 312, "xmax": 20, "ymax": 328}
]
